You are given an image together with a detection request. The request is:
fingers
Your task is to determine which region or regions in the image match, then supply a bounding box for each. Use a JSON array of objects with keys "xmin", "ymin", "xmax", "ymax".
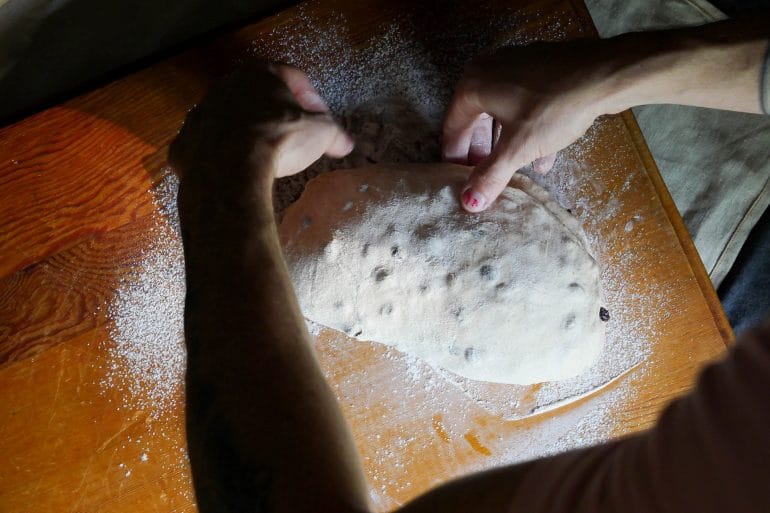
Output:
[
  {"xmin": 319, "ymin": 117, "xmax": 355, "ymax": 159},
  {"xmin": 274, "ymin": 114, "xmax": 354, "ymax": 178},
  {"xmin": 298, "ymin": 114, "xmax": 354, "ymax": 160},
  {"xmin": 533, "ymin": 153, "xmax": 557, "ymax": 174},
  {"xmin": 443, "ymin": 82, "xmax": 485, "ymax": 164},
  {"xmin": 272, "ymin": 63, "xmax": 353, "ymax": 156},
  {"xmin": 468, "ymin": 114, "xmax": 493, "ymax": 165},
  {"xmin": 274, "ymin": 64, "xmax": 330, "ymax": 113},
  {"xmin": 271, "ymin": 63, "xmax": 355, "ymax": 177},
  {"xmin": 461, "ymin": 143, "xmax": 560, "ymax": 212},
  {"xmin": 460, "ymin": 131, "xmax": 524, "ymax": 212}
]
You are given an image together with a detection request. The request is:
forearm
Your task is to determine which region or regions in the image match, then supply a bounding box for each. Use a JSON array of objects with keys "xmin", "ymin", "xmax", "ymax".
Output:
[
  {"xmin": 598, "ymin": 17, "xmax": 770, "ymax": 114},
  {"xmin": 399, "ymin": 324, "xmax": 770, "ymax": 513},
  {"xmin": 510, "ymin": 324, "xmax": 770, "ymax": 512},
  {"xmin": 179, "ymin": 159, "xmax": 368, "ymax": 513}
]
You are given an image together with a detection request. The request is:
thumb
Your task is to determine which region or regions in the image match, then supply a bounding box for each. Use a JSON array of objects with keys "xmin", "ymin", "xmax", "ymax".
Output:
[
  {"xmin": 274, "ymin": 114, "xmax": 354, "ymax": 178},
  {"xmin": 533, "ymin": 152, "xmax": 557, "ymax": 174},
  {"xmin": 460, "ymin": 131, "xmax": 525, "ymax": 213}
]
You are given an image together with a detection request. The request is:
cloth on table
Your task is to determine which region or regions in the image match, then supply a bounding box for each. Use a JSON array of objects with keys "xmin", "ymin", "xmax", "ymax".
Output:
[
  {"xmin": 585, "ymin": 0, "xmax": 770, "ymax": 288},
  {"xmin": 0, "ymin": 0, "xmax": 293, "ymax": 121}
]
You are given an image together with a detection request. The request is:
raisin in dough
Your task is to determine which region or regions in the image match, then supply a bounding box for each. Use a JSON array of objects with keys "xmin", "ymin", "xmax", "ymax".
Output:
[{"xmin": 279, "ymin": 163, "xmax": 604, "ymax": 384}]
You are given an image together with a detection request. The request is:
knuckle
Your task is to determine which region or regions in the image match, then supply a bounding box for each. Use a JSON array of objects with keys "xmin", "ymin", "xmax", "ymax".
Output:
[{"xmin": 475, "ymin": 168, "xmax": 510, "ymax": 190}]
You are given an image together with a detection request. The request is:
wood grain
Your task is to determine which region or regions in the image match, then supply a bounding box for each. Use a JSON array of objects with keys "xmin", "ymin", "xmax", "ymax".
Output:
[
  {"xmin": 0, "ymin": 0, "xmax": 731, "ymax": 512},
  {"xmin": 0, "ymin": 212, "xmax": 159, "ymax": 365},
  {"xmin": 0, "ymin": 109, "xmax": 157, "ymax": 277}
]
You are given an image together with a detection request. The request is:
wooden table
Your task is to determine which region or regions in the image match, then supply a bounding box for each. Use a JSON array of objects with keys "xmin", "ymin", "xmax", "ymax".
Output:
[{"xmin": 0, "ymin": 0, "xmax": 732, "ymax": 511}]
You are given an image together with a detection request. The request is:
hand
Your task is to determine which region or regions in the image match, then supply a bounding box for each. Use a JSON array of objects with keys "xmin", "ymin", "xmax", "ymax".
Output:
[
  {"xmin": 169, "ymin": 62, "xmax": 354, "ymax": 184},
  {"xmin": 173, "ymin": 62, "xmax": 370, "ymax": 513},
  {"xmin": 443, "ymin": 40, "xmax": 615, "ymax": 212}
]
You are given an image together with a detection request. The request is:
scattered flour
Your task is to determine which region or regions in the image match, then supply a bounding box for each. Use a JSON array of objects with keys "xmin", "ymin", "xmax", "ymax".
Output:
[
  {"xmin": 250, "ymin": 4, "xmax": 585, "ymax": 213},
  {"xmin": 281, "ymin": 165, "xmax": 606, "ymax": 385},
  {"xmin": 101, "ymin": 172, "xmax": 190, "ymax": 491},
  {"xmin": 101, "ymin": 5, "xmax": 665, "ymax": 509},
  {"xmin": 102, "ymin": 178, "xmax": 185, "ymax": 419}
]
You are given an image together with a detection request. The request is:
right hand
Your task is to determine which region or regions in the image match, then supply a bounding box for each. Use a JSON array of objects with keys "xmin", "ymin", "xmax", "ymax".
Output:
[
  {"xmin": 443, "ymin": 39, "xmax": 618, "ymax": 212},
  {"xmin": 169, "ymin": 62, "xmax": 353, "ymax": 185}
]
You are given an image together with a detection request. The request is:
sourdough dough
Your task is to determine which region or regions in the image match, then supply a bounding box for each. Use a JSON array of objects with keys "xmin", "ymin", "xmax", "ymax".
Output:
[{"xmin": 279, "ymin": 164, "xmax": 605, "ymax": 384}]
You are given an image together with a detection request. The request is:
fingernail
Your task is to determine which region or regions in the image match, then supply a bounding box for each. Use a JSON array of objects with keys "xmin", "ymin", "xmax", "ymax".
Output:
[{"xmin": 461, "ymin": 187, "xmax": 487, "ymax": 211}]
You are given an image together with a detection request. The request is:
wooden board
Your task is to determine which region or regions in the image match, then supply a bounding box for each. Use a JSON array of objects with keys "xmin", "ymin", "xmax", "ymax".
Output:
[{"xmin": 0, "ymin": 0, "xmax": 732, "ymax": 512}]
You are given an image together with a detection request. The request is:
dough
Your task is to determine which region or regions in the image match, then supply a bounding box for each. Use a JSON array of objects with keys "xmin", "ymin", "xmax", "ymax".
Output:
[{"xmin": 279, "ymin": 164, "xmax": 605, "ymax": 384}]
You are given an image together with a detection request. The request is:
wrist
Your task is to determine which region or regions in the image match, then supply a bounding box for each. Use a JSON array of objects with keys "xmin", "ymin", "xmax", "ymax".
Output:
[
  {"xmin": 177, "ymin": 157, "xmax": 275, "ymax": 234},
  {"xmin": 176, "ymin": 139, "xmax": 275, "ymax": 201},
  {"xmin": 591, "ymin": 31, "xmax": 689, "ymax": 114},
  {"xmin": 595, "ymin": 23, "xmax": 768, "ymax": 114}
]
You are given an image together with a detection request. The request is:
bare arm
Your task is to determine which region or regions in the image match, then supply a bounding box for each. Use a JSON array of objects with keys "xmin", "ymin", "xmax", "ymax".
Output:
[
  {"xmin": 605, "ymin": 18, "xmax": 769, "ymax": 114},
  {"xmin": 403, "ymin": 324, "xmax": 770, "ymax": 513},
  {"xmin": 170, "ymin": 65, "xmax": 539, "ymax": 513},
  {"xmin": 171, "ymin": 63, "xmax": 368, "ymax": 513},
  {"xmin": 172, "ymin": 62, "xmax": 770, "ymax": 513},
  {"xmin": 444, "ymin": 16, "xmax": 770, "ymax": 212}
]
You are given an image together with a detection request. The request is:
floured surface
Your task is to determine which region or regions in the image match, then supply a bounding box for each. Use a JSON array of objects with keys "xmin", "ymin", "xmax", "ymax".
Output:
[
  {"xmin": 281, "ymin": 164, "xmax": 605, "ymax": 384},
  {"xmin": 21, "ymin": 2, "xmax": 720, "ymax": 513},
  {"xmin": 102, "ymin": 4, "xmax": 659, "ymax": 510},
  {"xmin": 0, "ymin": 2, "xmax": 731, "ymax": 513}
]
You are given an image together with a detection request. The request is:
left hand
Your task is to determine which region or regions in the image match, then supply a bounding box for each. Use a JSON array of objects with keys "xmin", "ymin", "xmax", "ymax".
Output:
[
  {"xmin": 169, "ymin": 62, "xmax": 354, "ymax": 183},
  {"xmin": 442, "ymin": 41, "xmax": 615, "ymax": 212}
]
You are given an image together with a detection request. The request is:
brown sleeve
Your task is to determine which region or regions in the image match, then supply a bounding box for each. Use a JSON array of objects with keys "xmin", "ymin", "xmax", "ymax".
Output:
[{"xmin": 509, "ymin": 324, "xmax": 770, "ymax": 513}]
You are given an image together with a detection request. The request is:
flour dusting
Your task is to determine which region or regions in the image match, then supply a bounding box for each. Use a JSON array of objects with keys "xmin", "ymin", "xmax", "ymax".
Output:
[
  {"xmin": 281, "ymin": 165, "xmax": 606, "ymax": 385},
  {"xmin": 100, "ymin": 5, "xmax": 663, "ymax": 510},
  {"xmin": 102, "ymin": 177, "xmax": 185, "ymax": 418}
]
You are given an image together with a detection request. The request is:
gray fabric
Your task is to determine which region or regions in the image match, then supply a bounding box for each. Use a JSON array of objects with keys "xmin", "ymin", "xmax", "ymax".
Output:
[
  {"xmin": 2, "ymin": 0, "xmax": 768, "ymax": 286},
  {"xmin": 762, "ymin": 43, "xmax": 770, "ymax": 114},
  {"xmin": 586, "ymin": 0, "xmax": 726, "ymax": 29},
  {"xmin": 0, "ymin": 0, "xmax": 67, "ymax": 81},
  {"xmin": 0, "ymin": 0, "xmax": 294, "ymax": 120},
  {"xmin": 585, "ymin": 0, "xmax": 770, "ymax": 286}
]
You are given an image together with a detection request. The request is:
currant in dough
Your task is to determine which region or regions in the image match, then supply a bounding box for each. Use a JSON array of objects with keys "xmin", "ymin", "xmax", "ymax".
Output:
[{"xmin": 279, "ymin": 163, "xmax": 605, "ymax": 385}]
